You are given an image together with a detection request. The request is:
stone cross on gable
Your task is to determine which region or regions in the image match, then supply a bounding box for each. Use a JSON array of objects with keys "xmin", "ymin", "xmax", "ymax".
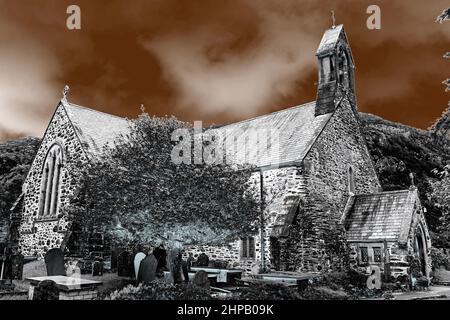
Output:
[
  {"xmin": 62, "ymin": 85, "xmax": 70, "ymax": 101},
  {"xmin": 331, "ymin": 10, "xmax": 336, "ymax": 28}
]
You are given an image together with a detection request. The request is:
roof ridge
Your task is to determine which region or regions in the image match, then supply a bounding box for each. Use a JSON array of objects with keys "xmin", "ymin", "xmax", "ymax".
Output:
[
  {"xmin": 65, "ymin": 102, "xmax": 129, "ymax": 122},
  {"xmin": 354, "ymin": 189, "xmax": 412, "ymax": 197},
  {"xmin": 213, "ymin": 101, "xmax": 317, "ymax": 129}
]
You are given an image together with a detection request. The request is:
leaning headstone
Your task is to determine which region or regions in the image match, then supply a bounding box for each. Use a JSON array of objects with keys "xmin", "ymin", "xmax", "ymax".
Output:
[
  {"xmin": 133, "ymin": 252, "xmax": 146, "ymax": 280},
  {"xmin": 137, "ymin": 254, "xmax": 157, "ymax": 283},
  {"xmin": 117, "ymin": 251, "xmax": 133, "ymax": 277},
  {"xmin": 92, "ymin": 261, "xmax": 104, "ymax": 277},
  {"xmin": 33, "ymin": 280, "xmax": 60, "ymax": 300},
  {"xmin": 44, "ymin": 248, "xmax": 65, "ymax": 276},
  {"xmin": 197, "ymin": 253, "xmax": 209, "ymax": 267},
  {"xmin": 192, "ymin": 270, "xmax": 210, "ymax": 290}
]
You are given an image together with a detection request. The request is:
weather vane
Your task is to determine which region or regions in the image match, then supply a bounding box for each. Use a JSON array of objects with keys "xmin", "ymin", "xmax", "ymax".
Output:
[
  {"xmin": 331, "ymin": 10, "xmax": 336, "ymax": 28},
  {"xmin": 62, "ymin": 85, "xmax": 70, "ymax": 101}
]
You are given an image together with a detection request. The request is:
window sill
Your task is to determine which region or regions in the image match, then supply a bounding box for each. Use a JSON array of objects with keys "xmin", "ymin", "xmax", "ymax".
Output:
[
  {"xmin": 34, "ymin": 217, "xmax": 60, "ymax": 223},
  {"xmin": 240, "ymin": 258, "xmax": 256, "ymax": 261}
]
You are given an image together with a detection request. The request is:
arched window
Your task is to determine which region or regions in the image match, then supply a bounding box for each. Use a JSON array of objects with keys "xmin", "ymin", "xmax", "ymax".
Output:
[
  {"xmin": 38, "ymin": 144, "xmax": 64, "ymax": 217},
  {"xmin": 348, "ymin": 166, "xmax": 355, "ymax": 195},
  {"xmin": 338, "ymin": 46, "xmax": 350, "ymax": 87}
]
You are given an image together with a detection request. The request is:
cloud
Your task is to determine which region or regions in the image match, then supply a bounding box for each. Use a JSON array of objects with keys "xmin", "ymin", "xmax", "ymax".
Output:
[
  {"xmin": 141, "ymin": 1, "xmax": 322, "ymax": 117},
  {"xmin": 0, "ymin": 0, "xmax": 448, "ymax": 135},
  {"xmin": 0, "ymin": 8, "xmax": 61, "ymax": 137}
]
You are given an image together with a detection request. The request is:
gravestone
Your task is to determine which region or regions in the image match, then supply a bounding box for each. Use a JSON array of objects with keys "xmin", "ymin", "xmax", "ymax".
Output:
[
  {"xmin": 44, "ymin": 248, "xmax": 65, "ymax": 276},
  {"xmin": 192, "ymin": 270, "xmax": 210, "ymax": 290},
  {"xmin": 66, "ymin": 260, "xmax": 81, "ymax": 279},
  {"xmin": 170, "ymin": 251, "xmax": 183, "ymax": 284},
  {"xmin": 181, "ymin": 260, "xmax": 189, "ymax": 283},
  {"xmin": 153, "ymin": 246, "xmax": 167, "ymax": 274},
  {"xmin": 10, "ymin": 253, "xmax": 24, "ymax": 280},
  {"xmin": 137, "ymin": 254, "xmax": 158, "ymax": 283},
  {"xmin": 22, "ymin": 260, "xmax": 47, "ymax": 278},
  {"xmin": 33, "ymin": 280, "xmax": 60, "ymax": 300},
  {"xmin": 92, "ymin": 260, "xmax": 104, "ymax": 277},
  {"xmin": 186, "ymin": 253, "xmax": 195, "ymax": 271},
  {"xmin": 197, "ymin": 253, "xmax": 209, "ymax": 267},
  {"xmin": 117, "ymin": 251, "xmax": 133, "ymax": 277},
  {"xmin": 133, "ymin": 252, "xmax": 146, "ymax": 280}
]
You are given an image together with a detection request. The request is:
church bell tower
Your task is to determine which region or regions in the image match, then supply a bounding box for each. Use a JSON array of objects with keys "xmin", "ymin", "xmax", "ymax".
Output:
[{"xmin": 315, "ymin": 24, "xmax": 356, "ymax": 117}]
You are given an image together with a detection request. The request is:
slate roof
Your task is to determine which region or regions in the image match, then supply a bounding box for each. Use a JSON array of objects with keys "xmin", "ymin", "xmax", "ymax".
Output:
[
  {"xmin": 344, "ymin": 189, "xmax": 419, "ymax": 244},
  {"xmin": 316, "ymin": 24, "xmax": 344, "ymax": 56},
  {"xmin": 209, "ymin": 101, "xmax": 332, "ymax": 168},
  {"xmin": 62, "ymin": 101, "xmax": 131, "ymax": 159},
  {"xmin": 58, "ymin": 99, "xmax": 331, "ymax": 168}
]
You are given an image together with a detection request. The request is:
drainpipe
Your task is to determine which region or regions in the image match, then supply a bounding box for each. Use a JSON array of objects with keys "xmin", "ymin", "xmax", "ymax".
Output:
[{"xmin": 259, "ymin": 170, "xmax": 266, "ymax": 273}]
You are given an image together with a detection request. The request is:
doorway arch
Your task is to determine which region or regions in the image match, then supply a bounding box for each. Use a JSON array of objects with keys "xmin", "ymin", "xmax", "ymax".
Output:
[{"xmin": 413, "ymin": 224, "xmax": 428, "ymax": 276}]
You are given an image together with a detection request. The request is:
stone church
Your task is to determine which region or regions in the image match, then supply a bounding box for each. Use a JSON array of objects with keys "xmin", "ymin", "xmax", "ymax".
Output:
[{"xmin": 11, "ymin": 24, "xmax": 432, "ymax": 280}]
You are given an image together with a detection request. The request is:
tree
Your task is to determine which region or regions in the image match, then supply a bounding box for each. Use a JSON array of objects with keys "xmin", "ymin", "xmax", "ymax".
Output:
[
  {"xmin": 430, "ymin": 165, "xmax": 450, "ymax": 246},
  {"xmin": 429, "ymin": 8, "xmax": 450, "ymax": 247},
  {"xmin": 430, "ymin": 8, "xmax": 450, "ymax": 145},
  {"xmin": 0, "ymin": 137, "xmax": 40, "ymax": 220},
  {"xmin": 66, "ymin": 112, "xmax": 260, "ymax": 281}
]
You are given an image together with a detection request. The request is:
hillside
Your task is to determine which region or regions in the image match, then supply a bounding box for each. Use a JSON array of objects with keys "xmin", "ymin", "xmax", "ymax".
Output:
[
  {"xmin": 0, "ymin": 113, "xmax": 448, "ymax": 237},
  {"xmin": 0, "ymin": 137, "xmax": 40, "ymax": 219},
  {"xmin": 360, "ymin": 112, "xmax": 450, "ymax": 233},
  {"xmin": 429, "ymin": 105, "xmax": 450, "ymax": 147}
]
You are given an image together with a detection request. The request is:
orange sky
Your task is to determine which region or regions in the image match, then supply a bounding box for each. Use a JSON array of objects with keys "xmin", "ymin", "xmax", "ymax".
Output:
[{"xmin": 0, "ymin": 0, "xmax": 449, "ymax": 139}]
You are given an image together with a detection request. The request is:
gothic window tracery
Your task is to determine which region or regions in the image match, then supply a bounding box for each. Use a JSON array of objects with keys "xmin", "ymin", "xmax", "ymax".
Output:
[{"xmin": 38, "ymin": 144, "xmax": 64, "ymax": 218}]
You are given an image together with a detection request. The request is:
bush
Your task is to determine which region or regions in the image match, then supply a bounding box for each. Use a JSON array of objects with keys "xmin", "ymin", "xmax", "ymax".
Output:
[
  {"xmin": 232, "ymin": 282, "xmax": 302, "ymax": 300},
  {"xmin": 107, "ymin": 280, "xmax": 211, "ymax": 300},
  {"xmin": 233, "ymin": 281, "xmax": 350, "ymax": 300},
  {"xmin": 430, "ymin": 247, "xmax": 450, "ymax": 270}
]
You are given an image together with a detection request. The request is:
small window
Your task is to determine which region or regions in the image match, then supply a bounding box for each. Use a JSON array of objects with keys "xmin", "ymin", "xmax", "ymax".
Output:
[
  {"xmin": 373, "ymin": 247, "xmax": 382, "ymax": 263},
  {"xmin": 348, "ymin": 166, "xmax": 355, "ymax": 195},
  {"xmin": 360, "ymin": 247, "xmax": 368, "ymax": 263},
  {"xmin": 241, "ymin": 237, "xmax": 255, "ymax": 260}
]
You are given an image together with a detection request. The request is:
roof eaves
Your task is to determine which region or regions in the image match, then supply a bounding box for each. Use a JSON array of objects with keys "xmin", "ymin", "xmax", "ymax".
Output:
[{"xmin": 398, "ymin": 189, "xmax": 419, "ymax": 246}]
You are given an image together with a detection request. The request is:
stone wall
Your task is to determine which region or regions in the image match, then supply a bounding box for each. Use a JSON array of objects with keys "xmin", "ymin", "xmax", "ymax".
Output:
[
  {"xmin": 185, "ymin": 101, "xmax": 381, "ymax": 274},
  {"xmin": 278, "ymin": 100, "xmax": 381, "ymax": 272},
  {"xmin": 18, "ymin": 104, "xmax": 88, "ymax": 257},
  {"xmin": 184, "ymin": 166, "xmax": 308, "ymax": 272},
  {"xmin": 303, "ymin": 100, "xmax": 381, "ymax": 210},
  {"xmin": 348, "ymin": 193, "xmax": 432, "ymax": 281}
]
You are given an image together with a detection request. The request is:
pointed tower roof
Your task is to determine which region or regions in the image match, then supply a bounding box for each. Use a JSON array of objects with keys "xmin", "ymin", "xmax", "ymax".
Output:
[{"xmin": 316, "ymin": 24, "xmax": 354, "ymax": 66}]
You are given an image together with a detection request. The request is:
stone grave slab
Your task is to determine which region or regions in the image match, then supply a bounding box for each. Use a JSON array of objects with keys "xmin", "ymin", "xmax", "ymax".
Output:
[{"xmin": 27, "ymin": 276, "xmax": 102, "ymax": 300}]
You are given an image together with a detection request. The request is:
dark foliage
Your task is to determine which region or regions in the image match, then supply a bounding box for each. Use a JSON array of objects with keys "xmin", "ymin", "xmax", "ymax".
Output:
[
  {"xmin": 108, "ymin": 281, "xmax": 211, "ymax": 300},
  {"xmin": 0, "ymin": 137, "xmax": 40, "ymax": 219},
  {"xmin": 360, "ymin": 113, "xmax": 450, "ymax": 232},
  {"xmin": 67, "ymin": 114, "xmax": 260, "ymax": 251}
]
